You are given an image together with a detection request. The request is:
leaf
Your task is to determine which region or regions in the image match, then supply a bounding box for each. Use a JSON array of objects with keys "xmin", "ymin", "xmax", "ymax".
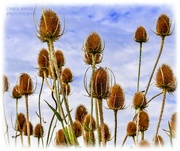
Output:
[{"xmin": 44, "ymin": 100, "xmax": 62, "ymax": 122}]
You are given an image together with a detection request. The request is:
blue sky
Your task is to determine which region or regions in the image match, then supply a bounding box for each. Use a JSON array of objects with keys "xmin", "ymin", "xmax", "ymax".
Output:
[{"xmin": 1, "ymin": 2, "xmax": 177, "ymax": 148}]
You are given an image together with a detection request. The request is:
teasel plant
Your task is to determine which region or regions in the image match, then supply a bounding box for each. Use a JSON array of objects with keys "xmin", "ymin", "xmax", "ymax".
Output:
[
  {"xmin": 107, "ymin": 84, "xmax": 125, "ymax": 147},
  {"xmin": 33, "ymin": 123, "xmax": 44, "ymax": 147},
  {"xmin": 153, "ymin": 64, "xmax": 176, "ymax": 144}
]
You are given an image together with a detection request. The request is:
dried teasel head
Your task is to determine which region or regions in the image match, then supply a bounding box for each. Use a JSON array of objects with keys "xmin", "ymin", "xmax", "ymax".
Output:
[
  {"xmin": 23, "ymin": 121, "xmax": 33, "ymax": 136},
  {"xmin": 84, "ymin": 53, "xmax": 102, "ymax": 65},
  {"xmin": 73, "ymin": 120, "xmax": 82, "ymax": 138},
  {"xmin": 156, "ymin": 14, "xmax": 171, "ymax": 37},
  {"xmin": 85, "ymin": 32, "xmax": 103, "ymax": 54},
  {"xmin": 3, "ymin": 75, "xmax": 9, "ymax": 92},
  {"xmin": 107, "ymin": 84, "xmax": 125, "ymax": 111},
  {"xmin": 61, "ymin": 67, "xmax": 73, "ymax": 83},
  {"xmin": 134, "ymin": 26, "xmax": 148, "ymax": 43},
  {"xmin": 55, "ymin": 50, "xmax": 65, "ymax": 70},
  {"xmin": 60, "ymin": 83, "xmax": 71, "ymax": 96},
  {"xmin": 156, "ymin": 64, "xmax": 176, "ymax": 92},
  {"xmin": 34, "ymin": 123, "xmax": 44, "ymax": 138},
  {"xmin": 37, "ymin": 48, "xmax": 49, "ymax": 77},
  {"xmin": 38, "ymin": 9, "xmax": 61, "ymax": 42},
  {"xmin": 91, "ymin": 67, "xmax": 110, "ymax": 99},
  {"xmin": 83, "ymin": 114, "xmax": 96, "ymax": 131},
  {"xmin": 99, "ymin": 123, "xmax": 111, "ymax": 143},
  {"xmin": 55, "ymin": 129, "xmax": 67, "ymax": 147},
  {"xmin": 170, "ymin": 112, "xmax": 176, "ymax": 138},
  {"xmin": 139, "ymin": 140, "xmax": 151, "ymax": 148},
  {"xmin": 75, "ymin": 105, "xmax": 88, "ymax": 124},
  {"xmin": 19, "ymin": 73, "xmax": 34, "ymax": 95},
  {"xmin": 154, "ymin": 135, "xmax": 164, "ymax": 147},
  {"xmin": 12, "ymin": 85, "xmax": 22, "ymax": 99},
  {"xmin": 136, "ymin": 110, "xmax": 149, "ymax": 132},
  {"xmin": 83, "ymin": 131, "xmax": 96, "ymax": 146},
  {"xmin": 133, "ymin": 92, "xmax": 147, "ymax": 110},
  {"xmin": 126, "ymin": 121, "xmax": 136, "ymax": 137},
  {"xmin": 16, "ymin": 113, "xmax": 26, "ymax": 132}
]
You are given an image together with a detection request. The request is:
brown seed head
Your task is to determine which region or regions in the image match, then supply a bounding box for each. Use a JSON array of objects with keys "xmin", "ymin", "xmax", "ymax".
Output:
[
  {"xmin": 55, "ymin": 129, "xmax": 67, "ymax": 147},
  {"xmin": 34, "ymin": 124, "xmax": 44, "ymax": 138},
  {"xmin": 39, "ymin": 9, "xmax": 60, "ymax": 42},
  {"xmin": 139, "ymin": 140, "xmax": 151, "ymax": 148},
  {"xmin": 85, "ymin": 32, "xmax": 103, "ymax": 54},
  {"xmin": 83, "ymin": 131, "xmax": 96, "ymax": 146},
  {"xmin": 84, "ymin": 53, "xmax": 102, "ymax": 65},
  {"xmin": 55, "ymin": 50, "xmax": 65, "ymax": 69},
  {"xmin": 12, "ymin": 85, "xmax": 22, "ymax": 99},
  {"xmin": 138, "ymin": 111, "xmax": 149, "ymax": 132},
  {"xmin": 23, "ymin": 121, "xmax": 33, "ymax": 136},
  {"xmin": 126, "ymin": 121, "xmax": 136, "ymax": 137},
  {"xmin": 19, "ymin": 73, "xmax": 34, "ymax": 95},
  {"xmin": 156, "ymin": 14, "xmax": 171, "ymax": 36},
  {"xmin": 83, "ymin": 114, "xmax": 96, "ymax": 131},
  {"xmin": 60, "ymin": 82, "xmax": 71, "ymax": 96},
  {"xmin": 156, "ymin": 64, "xmax": 176, "ymax": 92},
  {"xmin": 170, "ymin": 112, "xmax": 176, "ymax": 138},
  {"xmin": 73, "ymin": 120, "xmax": 82, "ymax": 137},
  {"xmin": 154, "ymin": 135, "xmax": 164, "ymax": 147},
  {"xmin": 133, "ymin": 92, "xmax": 147, "ymax": 110},
  {"xmin": 99, "ymin": 123, "xmax": 111, "ymax": 142},
  {"xmin": 3, "ymin": 75, "xmax": 9, "ymax": 92},
  {"xmin": 75, "ymin": 105, "xmax": 88, "ymax": 124},
  {"xmin": 16, "ymin": 113, "xmax": 26, "ymax": 132},
  {"xmin": 61, "ymin": 67, "xmax": 73, "ymax": 83},
  {"xmin": 134, "ymin": 26, "xmax": 148, "ymax": 43},
  {"xmin": 107, "ymin": 84, "xmax": 125, "ymax": 110}
]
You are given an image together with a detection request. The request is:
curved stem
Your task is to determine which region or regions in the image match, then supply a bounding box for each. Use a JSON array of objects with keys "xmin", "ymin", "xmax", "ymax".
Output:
[
  {"xmin": 147, "ymin": 92, "xmax": 163, "ymax": 104},
  {"xmin": 137, "ymin": 42, "xmax": 142, "ymax": 92},
  {"xmin": 25, "ymin": 95, "xmax": 30, "ymax": 147},
  {"xmin": 145, "ymin": 36, "xmax": 165, "ymax": 96},
  {"xmin": 114, "ymin": 110, "xmax": 118, "ymax": 147}
]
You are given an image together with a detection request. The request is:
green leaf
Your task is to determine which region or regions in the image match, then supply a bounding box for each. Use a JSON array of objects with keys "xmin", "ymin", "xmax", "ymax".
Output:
[
  {"xmin": 44, "ymin": 100, "xmax": 62, "ymax": 122},
  {"xmin": 168, "ymin": 121, "xmax": 173, "ymax": 147}
]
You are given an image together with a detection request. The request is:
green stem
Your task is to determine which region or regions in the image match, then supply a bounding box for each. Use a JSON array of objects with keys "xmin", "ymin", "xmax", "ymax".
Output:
[
  {"xmin": 95, "ymin": 99, "xmax": 101, "ymax": 147},
  {"xmin": 136, "ymin": 108, "xmax": 140, "ymax": 146},
  {"xmin": 137, "ymin": 42, "xmax": 142, "ymax": 92},
  {"xmin": 141, "ymin": 131, "xmax": 144, "ymax": 141},
  {"xmin": 145, "ymin": 36, "xmax": 165, "ymax": 96},
  {"xmin": 114, "ymin": 110, "xmax": 118, "ymax": 147},
  {"xmin": 15, "ymin": 98, "xmax": 18, "ymax": 147},
  {"xmin": 25, "ymin": 95, "xmax": 30, "ymax": 147}
]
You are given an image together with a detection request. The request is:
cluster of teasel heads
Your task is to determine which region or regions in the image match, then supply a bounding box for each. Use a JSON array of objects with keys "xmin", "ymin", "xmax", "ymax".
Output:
[{"xmin": 2, "ymin": 8, "xmax": 177, "ymax": 149}]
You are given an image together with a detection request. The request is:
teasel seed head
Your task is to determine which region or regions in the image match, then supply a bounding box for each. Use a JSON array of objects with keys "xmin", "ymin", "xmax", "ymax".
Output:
[
  {"xmin": 55, "ymin": 50, "xmax": 65, "ymax": 69},
  {"xmin": 75, "ymin": 105, "xmax": 88, "ymax": 124},
  {"xmin": 126, "ymin": 121, "xmax": 136, "ymax": 137},
  {"xmin": 16, "ymin": 113, "xmax": 26, "ymax": 132},
  {"xmin": 38, "ymin": 9, "xmax": 61, "ymax": 42},
  {"xmin": 60, "ymin": 82, "xmax": 71, "ymax": 96},
  {"xmin": 134, "ymin": 26, "xmax": 148, "ymax": 43},
  {"xmin": 85, "ymin": 32, "xmax": 103, "ymax": 54},
  {"xmin": 23, "ymin": 121, "xmax": 33, "ymax": 136},
  {"xmin": 139, "ymin": 140, "xmax": 151, "ymax": 147},
  {"xmin": 107, "ymin": 84, "xmax": 125, "ymax": 111},
  {"xmin": 73, "ymin": 120, "xmax": 82, "ymax": 137},
  {"xmin": 137, "ymin": 111, "xmax": 149, "ymax": 132},
  {"xmin": 133, "ymin": 92, "xmax": 147, "ymax": 110},
  {"xmin": 12, "ymin": 85, "xmax": 22, "ymax": 99},
  {"xmin": 3, "ymin": 75, "xmax": 9, "ymax": 92},
  {"xmin": 19, "ymin": 73, "xmax": 34, "ymax": 95},
  {"xmin": 84, "ymin": 53, "xmax": 102, "ymax": 65},
  {"xmin": 83, "ymin": 131, "xmax": 96, "ymax": 146},
  {"xmin": 91, "ymin": 67, "xmax": 110, "ymax": 99},
  {"xmin": 55, "ymin": 129, "xmax": 67, "ymax": 147},
  {"xmin": 156, "ymin": 64, "xmax": 176, "ymax": 92},
  {"xmin": 61, "ymin": 67, "xmax": 73, "ymax": 83},
  {"xmin": 154, "ymin": 135, "xmax": 164, "ymax": 147},
  {"xmin": 83, "ymin": 114, "xmax": 96, "ymax": 131},
  {"xmin": 34, "ymin": 123, "xmax": 44, "ymax": 138},
  {"xmin": 99, "ymin": 123, "xmax": 111, "ymax": 143},
  {"xmin": 170, "ymin": 112, "xmax": 176, "ymax": 138},
  {"xmin": 156, "ymin": 14, "xmax": 171, "ymax": 37}
]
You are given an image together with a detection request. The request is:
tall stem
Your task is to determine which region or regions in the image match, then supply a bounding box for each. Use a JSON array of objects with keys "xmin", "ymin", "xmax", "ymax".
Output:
[
  {"xmin": 137, "ymin": 42, "xmax": 142, "ymax": 92},
  {"xmin": 25, "ymin": 95, "xmax": 30, "ymax": 147},
  {"xmin": 136, "ymin": 108, "xmax": 140, "ymax": 146},
  {"xmin": 114, "ymin": 110, "xmax": 118, "ymax": 147},
  {"xmin": 145, "ymin": 36, "xmax": 165, "ymax": 96},
  {"xmin": 95, "ymin": 99, "xmax": 101, "ymax": 147},
  {"xmin": 15, "ymin": 98, "xmax": 18, "ymax": 147}
]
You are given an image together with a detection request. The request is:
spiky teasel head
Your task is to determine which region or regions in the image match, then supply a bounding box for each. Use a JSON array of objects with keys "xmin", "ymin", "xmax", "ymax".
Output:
[
  {"xmin": 38, "ymin": 9, "xmax": 61, "ymax": 42},
  {"xmin": 156, "ymin": 64, "xmax": 176, "ymax": 92},
  {"xmin": 16, "ymin": 113, "xmax": 26, "ymax": 132},
  {"xmin": 133, "ymin": 92, "xmax": 147, "ymax": 110},
  {"xmin": 61, "ymin": 67, "xmax": 73, "ymax": 83},
  {"xmin": 107, "ymin": 84, "xmax": 125, "ymax": 111},
  {"xmin": 84, "ymin": 53, "xmax": 102, "ymax": 65},
  {"xmin": 73, "ymin": 120, "xmax": 82, "ymax": 137},
  {"xmin": 38, "ymin": 48, "xmax": 49, "ymax": 77},
  {"xmin": 154, "ymin": 135, "xmax": 164, "ymax": 147},
  {"xmin": 156, "ymin": 14, "xmax": 172, "ymax": 37},
  {"xmin": 170, "ymin": 112, "xmax": 176, "ymax": 138},
  {"xmin": 99, "ymin": 123, "xmax": 111, "ymax": 143},
  {"xmin": 34, "ymin": 124, "xmax": 44, "ymax": 138},
  {"xmin": 75, "ymin": 105, "xmax": 88, "ymax": 124},
  {"xmin": 91, "ymin": 67, "xmax": 110, "ymax": 99},
  {"xmin": 85, "ymin": 32, "xmax": 103, "ymax": 54},
  {"xmin": 3, "ymin": 75, "xmax": 9, "ymax": 92},
  {"xmin": 56, "ymin": 50, "xmax": 65, "ymax": 70},
  {"xmin": 134, "ymin": 26, "xmax": 148, "ymax": 43},
  {"xmin": 23, "ymin": 121, "xmax": 33, "ymax": 136},
  {"xmin": 19, "ymin": 73, "xmax": 34, "ymax": 95},
  {"xmin": 139, "ymin": 140, "xmax": 151, "ymax": 148},
  {"xmin": 126, "ymin": 121, "xmax": 136, "ymax": 137},
  {"xmin": 12, "ymin": 85, "xmax": 22, "ymax": 99},
  {"xmin": 83, "ymin": 114, "xmax": 96, "ymax": 131},
  {"xmin": 83, "ymin": 131, "xmax": 96, "ymax": 146},
  {"xmin": 55, "ymin": 129, "xmax": 67, "ymax": 147},
  {"xmin": 136, "ymin": 110, "xmax": 149, "ymax": 132}
]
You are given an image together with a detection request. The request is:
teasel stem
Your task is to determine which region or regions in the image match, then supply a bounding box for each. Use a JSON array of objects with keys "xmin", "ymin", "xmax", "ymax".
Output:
[
  {"xmin": 95, "ymin": 98, "xmax": 101, "ymax": 147},
  {"xmin": 137, "ymin": 42, "xmax": 142, "ymax": 92},
  {"xmin": 114, "ymin": 110, "xmax": 118, "ymax": 147},
  {"xmin": 98, "ymin": 98, "xmax": 105, "ymax": 146},
  {"xmin": 136, "ymin": 108, "xmax": 140, "ymax": 146},
  {"xmin": 141, "ymin": 131, "xmax": 144, "ymax": 141},
  {"xmin": 121, "ymin": 135, "xmax": 128, "ymax": 148},
  {"xmin": 20, "ymin": 131, "xmax": 24, "ymax": 147},
  {"xmin": 25, "ymin": 94, "xmax": 31, "ymax": 147},
  {"xmin": 132, "ymin": 136, "xmax": 136, "ymax": 145},
  {"xmin": 155, "ymin": 89, "xmax": 167, "ymax": 139},
  {"xmin": 145, "ymin": 36, "xmax": 165, "ymax": 96},
  {"xmin": 15, "ymin": 98, "xmax": 18, "ymax": 147},
  {"xmin": 147, "ymin": 92, "xmax": 163, "ymax": 104}
]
